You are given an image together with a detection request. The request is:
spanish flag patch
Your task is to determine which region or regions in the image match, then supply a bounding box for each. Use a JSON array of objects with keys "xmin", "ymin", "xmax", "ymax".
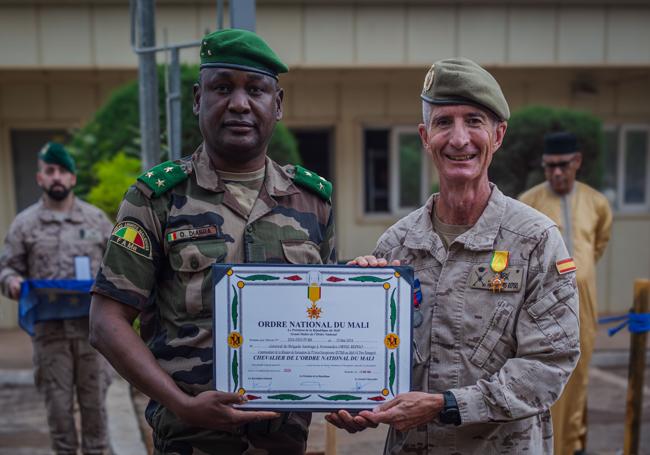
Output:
[{"xmin": 556, "ymin": 258, "xmax": 577, "ymax": 274}]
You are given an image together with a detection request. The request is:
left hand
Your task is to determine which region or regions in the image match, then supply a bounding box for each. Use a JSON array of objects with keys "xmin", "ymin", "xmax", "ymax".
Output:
[
  {"xmin": 359, "ymin": 392, "xmax": 443, "ymax": 432},
  {"xmin": 325, "ymin": 409, "xmax": 378, "ymax": 433}
]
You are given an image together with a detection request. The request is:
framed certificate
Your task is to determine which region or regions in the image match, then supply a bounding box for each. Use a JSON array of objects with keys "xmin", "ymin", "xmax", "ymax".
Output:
[{"xmin": 213, "ymin": 264, "xmax": 413, "ymax": 411}]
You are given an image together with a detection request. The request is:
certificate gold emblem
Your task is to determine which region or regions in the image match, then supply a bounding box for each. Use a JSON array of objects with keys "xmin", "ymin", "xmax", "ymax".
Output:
[
  {"xmin": 228, "ymin": 331, "xmax": 242, "ymax": 348},
  {"xmin": 384, "ymin": 333, "xmax": 400, "ymax": 349}
]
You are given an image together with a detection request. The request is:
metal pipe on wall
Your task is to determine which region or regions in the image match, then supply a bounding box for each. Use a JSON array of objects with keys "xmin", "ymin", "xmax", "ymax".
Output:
[{"xmin": 134, "ymin": 0, "xmax": 160, "ymax": 171}]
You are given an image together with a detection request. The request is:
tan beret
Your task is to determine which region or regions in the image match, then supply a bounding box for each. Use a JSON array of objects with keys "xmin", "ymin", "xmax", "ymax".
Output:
[{"xmin": 421, "ymin": 57, "xmax": 510, "ymax": 121}]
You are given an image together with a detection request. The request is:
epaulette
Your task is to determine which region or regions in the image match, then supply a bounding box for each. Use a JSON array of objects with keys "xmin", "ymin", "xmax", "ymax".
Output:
[
  {"xmin": 136, "ymin": 160, "xmax": 191, "ymax": 198},
  {"xmin": 291, "ymin": 165, "xmax": 332, "ymax": 201}
]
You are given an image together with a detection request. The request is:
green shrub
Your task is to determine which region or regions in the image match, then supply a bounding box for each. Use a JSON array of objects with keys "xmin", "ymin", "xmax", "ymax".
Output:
[
  {"xmin": 68, "ymin": 64, "xmax": 301, "ymax": 199},
  {"xmin": 86, "ymin": 152, "xmax": 141, "ymax": 220},
  {"xmin": 489, "ymin": 105, "xmax": 604, "ymax": 197}
]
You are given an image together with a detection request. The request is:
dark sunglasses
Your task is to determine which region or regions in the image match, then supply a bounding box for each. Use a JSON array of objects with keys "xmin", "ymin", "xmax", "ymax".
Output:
[{"xmin": 541, "ymin": 157, "xmax": 575, "ymax": 169}]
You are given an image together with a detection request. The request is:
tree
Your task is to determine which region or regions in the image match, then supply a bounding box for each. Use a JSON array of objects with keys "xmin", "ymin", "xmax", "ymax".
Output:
[
  {"xmin": 68, "ymin": 64, "xmax": 301, "ymax": 199},
  {"xmin": 86, "ymin": 152, "xmax": 141, "ymax": 220},
  {"xmin": 489, "ymin": 106, "xmax": 604, "ymax": 197}
]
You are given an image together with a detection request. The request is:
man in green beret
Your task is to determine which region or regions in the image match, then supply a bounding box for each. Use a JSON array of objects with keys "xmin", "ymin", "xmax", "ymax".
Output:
[
  {"xmin": 0, "ymin": 141, "xmax": 113, "ymax": 454},
  {"xmin": 327, "ymin": 58, "xmax": 579, "ymax": 454},
  {"xmin": 89, "ymin": 28, "xmax": 335, "ymax": 454}
]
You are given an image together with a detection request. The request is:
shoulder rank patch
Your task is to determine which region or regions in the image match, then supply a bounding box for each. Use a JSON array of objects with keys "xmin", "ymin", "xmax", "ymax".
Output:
[
  {"xmin": 110, "ymin": 221, "xmax": 152, "ymax": 259},
  {"xmin": 292, "ymin": 165, "xmax": 332, "ymax": 201},
  {"xmin": 556, "ymin": 258, "xmax": 577, "ymax": 274},
  {"xmin": 137, "ymin": 160, "xmax": 189, "ymax": 198}
]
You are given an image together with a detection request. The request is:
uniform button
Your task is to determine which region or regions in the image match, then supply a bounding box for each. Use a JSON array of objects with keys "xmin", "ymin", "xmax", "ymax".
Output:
[
  {"xmin": 246, "ymin": 225, "xmax": 253, "ymax": 233},
  {"xmin": 191, "ymin": 258, "xmax": 200, "ymax": 270}
]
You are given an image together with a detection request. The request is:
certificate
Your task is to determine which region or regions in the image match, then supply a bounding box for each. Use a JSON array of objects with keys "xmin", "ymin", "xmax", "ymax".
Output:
[{"xmin": 213, "ymin": 264, "xmax": 413, "ymax": 411}]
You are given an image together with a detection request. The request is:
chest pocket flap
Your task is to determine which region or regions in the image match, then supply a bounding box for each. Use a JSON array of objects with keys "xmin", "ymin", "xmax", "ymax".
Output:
[
  {"xmin": 281, "ymin": 239, "xmax": 323, "ymax": 264},
  {"xmin": 169, "ymin": 240, "xmax": 227, "ymax": 272}
]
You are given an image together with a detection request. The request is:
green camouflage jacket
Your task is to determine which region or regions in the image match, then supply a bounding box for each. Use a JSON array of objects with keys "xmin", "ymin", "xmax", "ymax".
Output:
[{"xmin": 92, "ymin": 147, "xmax": 336, "ymax": 454}]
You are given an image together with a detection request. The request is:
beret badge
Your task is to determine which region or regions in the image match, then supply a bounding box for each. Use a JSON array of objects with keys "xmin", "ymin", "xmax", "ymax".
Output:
[{"xmin": 423, "ymin": 65, "xmax": 435, "ymax": 92}]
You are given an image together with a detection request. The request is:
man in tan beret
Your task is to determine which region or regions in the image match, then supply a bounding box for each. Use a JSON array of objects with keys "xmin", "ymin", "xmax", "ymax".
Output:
[{"xmin": 326, "ymin": 58, "xmax": 580, "ymax": 454}]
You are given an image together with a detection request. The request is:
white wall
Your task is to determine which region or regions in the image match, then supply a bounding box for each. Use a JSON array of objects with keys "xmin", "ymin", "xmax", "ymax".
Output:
[{"xmin": 1, "ymin": 3, "xmax": 650, "ymax": 69}]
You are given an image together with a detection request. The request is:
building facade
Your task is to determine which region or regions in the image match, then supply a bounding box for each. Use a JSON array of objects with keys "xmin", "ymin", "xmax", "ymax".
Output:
[{"xmin": 1, "ymin": 0, "xmax": 649, "ymax": 326}]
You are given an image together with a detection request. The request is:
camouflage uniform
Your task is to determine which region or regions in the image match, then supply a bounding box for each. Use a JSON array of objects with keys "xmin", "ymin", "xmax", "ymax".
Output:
[
  {"xmin": 373, "ymin": 185, "xmax": 579, "ymax": 454},
  {"xmin": 0, "ymin": 197, "xmax": 113, "ymax": 455},
  {"xmin": 92, "ymin": 147, "xmax": 336, "ymax": 455}
]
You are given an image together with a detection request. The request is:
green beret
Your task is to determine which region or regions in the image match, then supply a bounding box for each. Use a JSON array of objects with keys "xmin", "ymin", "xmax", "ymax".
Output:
[
  {"xmin": 200, "ymin": 28, "xmax": 288, "ymax": 79},
  {"xmin": 421, "ymin": 58, "xmax": 510, "ymax": 121},
  {"xmin": 39, "ymin": 142, "xmax": 76, "ymax": 174}
]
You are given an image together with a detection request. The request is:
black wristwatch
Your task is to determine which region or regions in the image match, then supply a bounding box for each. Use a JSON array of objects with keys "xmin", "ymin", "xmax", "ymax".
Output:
[{"xmin": 439, "ymin": 391, "xmax": 461, "ymax": 426}]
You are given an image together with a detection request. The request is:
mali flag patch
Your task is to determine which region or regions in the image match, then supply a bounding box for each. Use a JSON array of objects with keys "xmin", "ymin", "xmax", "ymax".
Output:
[
  {"xmin": 110, "ymin": 221, "xmax": 152, "ymax": 259},
  {"xmin": 556, "ymin": 258, "xmax": 577, "ymax": 274}
]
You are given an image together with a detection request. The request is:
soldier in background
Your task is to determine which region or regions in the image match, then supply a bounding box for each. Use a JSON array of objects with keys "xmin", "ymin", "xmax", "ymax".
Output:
[
  {"xmin": 0, "ymin": 142, "xmax": 112, "ymax": 455},
  {"xmin": 89, "ymin": 29, "xmax": 336, "ymax": 454},
  {"xmin": 520, "ymin": 131, "xmax": 613, "ymax": 455}
]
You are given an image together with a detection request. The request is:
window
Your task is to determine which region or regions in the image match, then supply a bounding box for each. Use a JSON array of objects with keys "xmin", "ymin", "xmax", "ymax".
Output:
[
  {"xmin": 364, "ymin": 127, "xmax": 433, "ymax": 214},
  {"xmin": 602, "ymin": 125, "xmax": 650, "ymax": 212}
]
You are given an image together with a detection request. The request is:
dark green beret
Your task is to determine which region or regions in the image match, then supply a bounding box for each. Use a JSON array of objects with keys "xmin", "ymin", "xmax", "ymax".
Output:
[
  {"xmin": 39, "ymin": 142, "xmax": 76, "ymax": 174},
  {"xmin": 200, "ymin": 28, "xmax": 288, "ymax": 79},
  {"xmin": 544, "ymin": 132, "xmax": 578, "ymax": 155},
  {"xmin": 421, "ymin": 58, "xmax": 510, "ymax": 121}
]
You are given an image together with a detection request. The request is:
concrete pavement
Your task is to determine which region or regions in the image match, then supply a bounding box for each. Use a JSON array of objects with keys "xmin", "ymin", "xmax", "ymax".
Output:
[{"xmin": 1, "ymin": 324, "xmax": 649, "ymax": 455}]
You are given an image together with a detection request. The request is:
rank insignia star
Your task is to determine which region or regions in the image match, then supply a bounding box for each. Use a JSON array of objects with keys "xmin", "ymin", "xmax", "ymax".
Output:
[
  {"xmin": 156, "ymin": 179, "xmax": 165, "ymax": 187},
  {"xmin": 305, "ymin": 171, "xmax": 312, "ymax": 176},
  {"xmin": 318, "ymin": 182, "xmax": 324, "ymax": 190},
  {"xmin": 146, "ymin": 171, "xmax": 154, "ymax": 178},
  {"xmin": 164, "ymin": 166, "xmax": 174, "ymax": 173}
]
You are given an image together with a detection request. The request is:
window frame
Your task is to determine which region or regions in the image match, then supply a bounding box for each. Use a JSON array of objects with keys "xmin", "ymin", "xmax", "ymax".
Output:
[
  {"xmin": 388, "ymin": 126, "xmax": 431, "ymax": 215},
  {"xmin": 362, "ymin": 125, "xmax": 432, "ymax": 217},
  {"xmin": 617, "ymin": 124, "xmax": 650, "ymax": 213}
]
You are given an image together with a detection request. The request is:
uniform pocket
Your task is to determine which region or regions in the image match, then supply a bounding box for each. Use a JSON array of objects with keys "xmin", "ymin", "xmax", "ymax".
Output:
[
  {"xmin": 169, "ymin": 239, "xmax": 227, "ymax": 272},
  {"xmin": 168, "ymin": 239, "xmax": 228, "ymax": 315},
  {"xmin": 281, "ymin": 240, "xmax": 323, "ymax": 264},
  {"xmin": 526, "ymin": 282, "xmax": 579, "ymax": 350},
  {"xmin": 470, "ymin": 300, "xmax": 514, "ymax": 371}
]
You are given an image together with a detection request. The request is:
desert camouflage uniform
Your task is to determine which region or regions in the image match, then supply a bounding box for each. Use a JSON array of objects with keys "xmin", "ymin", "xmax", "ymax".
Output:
[
  {"xmin": 374, "ymin": 185, "xmax": 579, "ymax": 455},
  {"xmin": 92, "ymin": 147, "xmax": 336, "ymax": 455},
  {"xmin": 0, "ymin": 197, "xmax": 113, "ymax": 455}
]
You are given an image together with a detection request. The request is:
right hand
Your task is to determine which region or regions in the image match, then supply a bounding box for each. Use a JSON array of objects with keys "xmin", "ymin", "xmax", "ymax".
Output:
[
  {"xmin": 7, "ymin": 275, "xmax": 24, "ymax": 300},
  {"xmin": 173, "ymin": 390, "xmax": 281, "ymax": 432},
  {"xmin": 347, "ymin": 256, "xmax": 401, "ymax": 267}
]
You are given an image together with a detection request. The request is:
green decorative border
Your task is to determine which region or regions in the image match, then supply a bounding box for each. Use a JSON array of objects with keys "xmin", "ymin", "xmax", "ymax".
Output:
[
  {"xmin": 318, "ymin": 394, "xmax": 362, "ymax": 401},
  {"xmin": 231, "ymin": 285, "xmax": 238, "ymax": 330},
  {"xmin": 267, "ymin": 394, "xmax": 311, "ymax": 401},
  {"xmin": 236, "ymin": 274, "xmax": 279, "ymax": 281},
  {"xmin": 231, "ymin": 350, "xmax": 239, "ymax": 393},
  {"xmin": 390, "ymin": 288, "xmax": 397, "ymax": 332},
  {"xmin": 348, "ymin": 275, "xmax": 391, "ymax": 283}
]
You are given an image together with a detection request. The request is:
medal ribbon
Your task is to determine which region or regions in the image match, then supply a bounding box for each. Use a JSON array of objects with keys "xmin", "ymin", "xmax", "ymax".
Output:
[
  {"xmin": 413, "ymin": 279, "xmax": 422, "ymax": 308},
  {"xmin": 490, "ymin": 251, "xmax": 509, "ymax": 273}
]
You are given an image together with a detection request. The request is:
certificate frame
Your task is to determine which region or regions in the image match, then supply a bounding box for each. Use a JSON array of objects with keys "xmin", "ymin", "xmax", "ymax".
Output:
[{"xmin": 212, "ymin": 264, "xmax": 413, "ymax": 411}]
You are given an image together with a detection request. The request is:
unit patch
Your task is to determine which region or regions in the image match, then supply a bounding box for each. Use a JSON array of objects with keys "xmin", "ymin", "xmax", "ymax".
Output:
[
  {"xmin": 468, "ymin": 265, "xmax": 523, "ymax": 292},
  {"xmin": 110, "ymin": 221, "xmax": 152, "ymax": 259},
  {"xmin": 166, "ymin": 225, "xmax": 219, "ymax": 244},
  {"xmin": 556, "ymin": 258, "xmax": 577, "ymax": 275}
]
